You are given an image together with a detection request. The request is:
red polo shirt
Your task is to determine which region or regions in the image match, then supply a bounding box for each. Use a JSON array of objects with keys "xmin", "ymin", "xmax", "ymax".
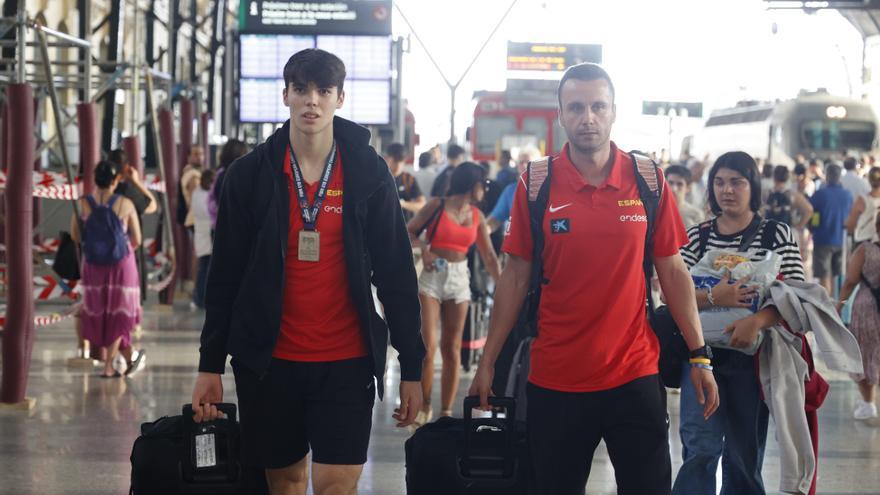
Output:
[
  {"xmin": 503, "ymin": 142, "xmax": 687, "ymax": 392},
  {"xmin": 272, "ymin": 148, "xmax": 368, "ymax": 362}
]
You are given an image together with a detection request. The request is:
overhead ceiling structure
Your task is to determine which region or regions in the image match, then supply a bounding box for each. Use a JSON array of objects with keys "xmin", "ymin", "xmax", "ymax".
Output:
[{"xmin": 764, "ymin": 0, "xmax": 880, "ymax": 38}]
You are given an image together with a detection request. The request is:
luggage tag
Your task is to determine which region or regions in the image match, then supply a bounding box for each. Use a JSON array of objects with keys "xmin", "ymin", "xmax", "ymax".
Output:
[{"xmin": 194, "ymin": 425, "xmax": 217, "ymax": 468}]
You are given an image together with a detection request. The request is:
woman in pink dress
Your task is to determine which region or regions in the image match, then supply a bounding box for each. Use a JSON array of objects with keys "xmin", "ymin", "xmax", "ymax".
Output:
[{"xmin": 72, "ymin": 161, "xmax": 145, "ymax": 378}]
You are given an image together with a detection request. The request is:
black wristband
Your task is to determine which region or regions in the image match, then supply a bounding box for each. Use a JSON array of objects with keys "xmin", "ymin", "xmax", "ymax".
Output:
[{"xmin": 689, "ymin": 345, "xmax": 713, "ymax": 360}]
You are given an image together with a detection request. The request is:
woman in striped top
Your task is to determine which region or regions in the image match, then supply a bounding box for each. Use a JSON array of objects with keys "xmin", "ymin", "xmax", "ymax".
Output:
[{"xmin": 673, "ymin": 152, "xmax": 806, "ymax": 495}]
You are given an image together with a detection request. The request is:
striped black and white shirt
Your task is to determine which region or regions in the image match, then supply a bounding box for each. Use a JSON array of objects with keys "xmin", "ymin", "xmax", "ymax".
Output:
[{"xmin": 680, "ymin": 218, "xmax": 806, "ymax": 282}]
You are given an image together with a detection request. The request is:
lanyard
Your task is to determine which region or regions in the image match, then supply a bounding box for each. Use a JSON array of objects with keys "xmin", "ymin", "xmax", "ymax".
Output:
[{"xmin": 289, "ymin": 141, "xmax": 336, "ymax": 231}]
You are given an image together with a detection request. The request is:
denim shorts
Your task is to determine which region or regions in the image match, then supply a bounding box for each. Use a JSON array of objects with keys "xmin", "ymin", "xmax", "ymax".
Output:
[{"xmin": 418, "ymin": 259, "xmax": 471, "ymax": 304}]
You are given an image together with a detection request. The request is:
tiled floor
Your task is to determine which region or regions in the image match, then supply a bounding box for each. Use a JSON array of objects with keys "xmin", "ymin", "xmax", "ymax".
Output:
[{"xmin": 1, "ymin": 302, "xmax": 879, "ymax": 494}]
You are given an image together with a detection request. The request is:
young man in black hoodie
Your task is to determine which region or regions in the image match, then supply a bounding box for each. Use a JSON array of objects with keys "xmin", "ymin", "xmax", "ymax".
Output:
[{"xmin": 191, "ymin": 48, "xmax": 424, "ymax": 495}]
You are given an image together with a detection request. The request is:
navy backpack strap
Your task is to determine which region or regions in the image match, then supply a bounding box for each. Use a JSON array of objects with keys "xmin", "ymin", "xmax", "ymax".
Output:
[
  {"xmin": 524, "ymin": 156, "xmax": 552, "ymax": 336},
  {"xmin": 84, "ymin": 194, "xmax": 98, "ymax": 210},
  {"xmin": 107, "ymin": 193, "xmax": 121, "ymax": 208},
  {"xmin": 629, "ymin": 150, "xmax": 663, "ymax": 321}
]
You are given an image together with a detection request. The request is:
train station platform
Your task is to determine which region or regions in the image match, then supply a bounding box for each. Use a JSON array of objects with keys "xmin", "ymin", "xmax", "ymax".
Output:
[{"xmin": 0, "ymin": 302, "xmax": 879, "ymax": 494}]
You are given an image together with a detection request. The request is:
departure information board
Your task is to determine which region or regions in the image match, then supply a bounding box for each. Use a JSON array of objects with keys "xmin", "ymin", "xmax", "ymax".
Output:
[
  {"xmin": 238, "ymin": 33, "xmax": 391, "ymax": 124},
  {"xmin": 239, "ymin": 0, "xmax": 392, "ymax": 36},
  {"xmin": 506, "ymin": 42, "xmax": 602, "ymax": 71}
]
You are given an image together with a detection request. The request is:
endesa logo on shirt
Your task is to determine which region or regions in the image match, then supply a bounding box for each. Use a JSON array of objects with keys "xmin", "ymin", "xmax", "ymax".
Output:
[{"xmin": 619, "ymin": 214, "xmax": 647, "ymax": 223}]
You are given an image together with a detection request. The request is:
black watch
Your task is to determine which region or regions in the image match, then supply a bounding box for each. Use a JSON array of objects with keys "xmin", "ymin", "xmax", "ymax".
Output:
[{"xmin": 689, "ymin": 345, "xmax": 713, "ymax": 360}]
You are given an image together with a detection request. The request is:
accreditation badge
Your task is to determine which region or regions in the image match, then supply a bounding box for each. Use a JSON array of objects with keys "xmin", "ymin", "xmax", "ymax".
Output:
[{"xmin": 298, "ymin": 230, "xmax": 320, "ymax": 262}]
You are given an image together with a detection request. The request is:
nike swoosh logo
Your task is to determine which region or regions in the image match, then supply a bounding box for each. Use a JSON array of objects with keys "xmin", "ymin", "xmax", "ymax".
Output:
[{"xmin": 548, "ymin": 203, "xmax": 572, "ymax": 213}]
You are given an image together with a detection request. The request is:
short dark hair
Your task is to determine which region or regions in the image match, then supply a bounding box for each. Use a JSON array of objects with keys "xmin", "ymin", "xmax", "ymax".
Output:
[
  {"xmin": 447, "ymin": 162, "xmax": 487, "ymax": 196},
  {"xmin": 557, "ymin": 63, "xmax": 615, "ymax": 108},
  {"xmin": 794, "ymin": 163, "xmax": 808, "ymax": 177},
  {"xmin": 762, "ymin": 163, "xmax": 774, "ymax": 178},
  {"xmin": 707, "ymin": 151, "xmax": 762, "ymax": 216},
  {"xmin": 386, "ymin": 142, "xmax": 406, "ymax": 163},
  {"xmin": 418, "ymin": 151, "xmax": 432, "ymax": 169},
  {"xmin": 825, "ymin": 163, "xmax": 842, "ymax": 184},
  {"xmin": 283, "ymin": 49, "xmax": 346, "ymax": 93},
  {"xmin": 665, "ymin": 165, "xmax": 692, "ymax": 183},
  {"xmin": 218, "ymin": 139, "xmax": 249, "ymax": 170},
  {"xmin": 844, "ymin": 156, "xmax": 857, "ymax": 170},
  {"xmin": 200, "ymin": 169, "xmax": 216, "ymax": 191},
  {"xmin": 773, "ymin": 165, "xmax": 790, "ymax": 183},
  {"xmin": 447, "ymin": 144, "xmax": 465, "ymax": 161},
  {"xmin": 107, "ymin": 149, "xmax": 127, "ymax": 168},
  {"xmin": 94, "ymin": 160, "xmax": 120, "ymax": 189}
]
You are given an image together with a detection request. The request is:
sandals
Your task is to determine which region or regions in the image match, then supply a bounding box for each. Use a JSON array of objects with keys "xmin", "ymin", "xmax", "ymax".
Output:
[{"xmin": 99, "ymin": 371, "xmax": 123, "ymax": 379}]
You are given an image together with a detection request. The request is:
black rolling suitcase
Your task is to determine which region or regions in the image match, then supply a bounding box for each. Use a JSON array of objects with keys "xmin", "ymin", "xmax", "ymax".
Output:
[
  {"xmin": 130, "ymin": 403, "xmax": 244, "ymax": 494},
  {"xmin": 405, "ymin": 396, "xmax": 534, "ymax": 494}
]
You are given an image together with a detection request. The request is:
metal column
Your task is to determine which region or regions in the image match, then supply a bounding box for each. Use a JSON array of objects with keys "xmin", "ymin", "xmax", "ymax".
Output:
[
  {"xmin": 100, "ymin": 0, "xmax": 124, "ymax": 150},
  {"xmin": 1, "ymin": 83, "xmax": 35, "ymax": 406}
]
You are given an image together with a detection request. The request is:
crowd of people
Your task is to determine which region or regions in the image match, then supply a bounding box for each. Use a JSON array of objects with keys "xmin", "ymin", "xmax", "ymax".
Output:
[
  {"xmin": 60, "ymin": 47, "xmax": 871, "ymax": 495},
  {"xmin": 71, "ymin": 139, "xmax": 250, "ymax": 379}
]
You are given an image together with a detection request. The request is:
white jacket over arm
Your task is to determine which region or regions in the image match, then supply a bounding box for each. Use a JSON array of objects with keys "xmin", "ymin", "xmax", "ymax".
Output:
[{"xmin": 759, "ymin": 279, "xmax": 863, "ymax": 494}]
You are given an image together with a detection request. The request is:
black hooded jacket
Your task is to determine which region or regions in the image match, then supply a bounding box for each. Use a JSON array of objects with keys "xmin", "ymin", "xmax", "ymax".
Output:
[{"xmin": 198, "ymin": 117, "xmax": 424, "ymax": 399}]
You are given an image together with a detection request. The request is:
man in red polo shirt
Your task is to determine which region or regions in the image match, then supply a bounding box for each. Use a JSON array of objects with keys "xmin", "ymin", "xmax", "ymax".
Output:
[{"xmin": 470, "ymin": 63, "xmax": 719, "ymax": 494}]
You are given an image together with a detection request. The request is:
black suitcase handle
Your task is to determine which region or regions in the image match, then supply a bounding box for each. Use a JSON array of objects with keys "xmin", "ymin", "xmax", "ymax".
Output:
[
  {"xmin": 180, "ymin": 403, "xmax": 241, "ymax": 485},
  {"xmin": 459, "ymin": 396, "xmax": 520, "ymax": 484},
  {"xmin": 183, "ymin": 402, "xmax": 237, "ymax": 423}
]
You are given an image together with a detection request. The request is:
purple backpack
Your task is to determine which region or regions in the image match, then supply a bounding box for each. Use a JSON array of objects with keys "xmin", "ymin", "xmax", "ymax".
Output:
[{"xmin": 82, "ymin": 194, "xmax": 130, "ymax": 265}]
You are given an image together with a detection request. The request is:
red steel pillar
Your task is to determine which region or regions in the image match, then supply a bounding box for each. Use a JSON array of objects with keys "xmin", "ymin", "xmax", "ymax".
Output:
[
  {"xmin": 77, "ymin": 103, "xmax": 99, "ymax": 197},
  {"xmin": 158, "ymin": 108, "xmax": 180, "ymax": 304},
  {"xmin": 122, "ymin": 135, "xmax": 143, "ymax": 176},
  {"xmin": 1, "ymin": 84, "xmax": 35, "ymax": 404},
  {"xmin": 200, "ymin": 111, "xmax": 210, "ymax": 168},
  {"xmin": 178, "ymin": 98, "xmax": 194, "ymax": 282}
]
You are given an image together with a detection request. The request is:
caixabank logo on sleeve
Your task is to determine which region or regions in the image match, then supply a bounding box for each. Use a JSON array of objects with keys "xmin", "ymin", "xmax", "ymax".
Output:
[{"xmin": 550, "ymin": 218, "xmax": 570, "ymax": 234}]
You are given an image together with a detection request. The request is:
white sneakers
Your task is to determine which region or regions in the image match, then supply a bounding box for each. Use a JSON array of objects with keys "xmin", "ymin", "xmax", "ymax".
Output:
[{"xmin": 853, "ymin": 400, "xmax": 878, "ymax": 420}]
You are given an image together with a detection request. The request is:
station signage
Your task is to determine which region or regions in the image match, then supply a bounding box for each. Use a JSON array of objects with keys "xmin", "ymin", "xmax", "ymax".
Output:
[
  {"xmin": 506, "ymin": 42, "xmax": 602, "ymax": 71},
  {"xmin": 240, "ymin": 0, "xmax": 392, "ymax": 36},
  {"xmin": 642, "ymin": 101, "xmax": 703, "ymax": 118}
]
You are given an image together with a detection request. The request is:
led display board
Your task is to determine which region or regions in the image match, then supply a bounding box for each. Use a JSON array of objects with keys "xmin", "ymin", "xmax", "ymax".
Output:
[
  {"xmin": 506, "ymin": 42, "xmax": 602, "ymax": 71},
  {"xmin": 240, "ymin": 0, "xmax": 392, "ymax": 36},
  {"xmin": 238, "ymin": 33, "xmax": 391, "ymax": 124}
]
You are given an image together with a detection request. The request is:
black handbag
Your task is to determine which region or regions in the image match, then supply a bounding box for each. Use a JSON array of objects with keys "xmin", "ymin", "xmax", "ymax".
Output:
[{"xmin": 52, "ymin": 231, "xmax": 81, "ymax": 280}]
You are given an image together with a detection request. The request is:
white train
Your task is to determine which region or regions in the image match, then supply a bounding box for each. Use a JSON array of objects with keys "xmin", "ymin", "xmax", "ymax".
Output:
[{"xmin": 682, "ymin": 90, "xmax": 878, "ymax": 167}]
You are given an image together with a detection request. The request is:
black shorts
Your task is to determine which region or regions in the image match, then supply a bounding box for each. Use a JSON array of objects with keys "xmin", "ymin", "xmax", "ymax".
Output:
[
  {"xmin": 232, "ymin": 356, "xmax": 375, "ymax": 468},
  {"xmin": 527, "ymin": 375, "xmax": 671, "ymax": 495}
]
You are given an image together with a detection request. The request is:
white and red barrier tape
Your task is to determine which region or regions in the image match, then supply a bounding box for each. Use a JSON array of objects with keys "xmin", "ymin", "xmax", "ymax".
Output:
[
  {"xmin": 0, "ymin": 170, "xmax": 165, "ymax": 199},
  {"xmin": 0, "ymin": 302, "xmax": 82, "ymax": 329}
]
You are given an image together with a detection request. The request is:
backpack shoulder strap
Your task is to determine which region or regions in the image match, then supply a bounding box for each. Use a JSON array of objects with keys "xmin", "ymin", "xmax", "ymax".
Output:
[
  {"xmin": 527, "ymin": 157, "xmax": 550, "ymax": 202},
  {"xmin": 524, "ymin": 157, "xmax": 553, "ymax": 336},
  {"xmin": 425, "ymin": 198, "xmax": 445, "ymax": 243},
  {"xmin": 760, "ymin": 218, "xmax": 780, "ymax": 251},
  {"xmin": 84, "ymin": 195, "xmax": 98, "ymax": 210},
  {"xmin": 629, "ymin": 150, "xmax": 663, "ymax": 320},
  {"xmin": 697, "ymin": 219, "xmax": 713, "ymax": 260}
]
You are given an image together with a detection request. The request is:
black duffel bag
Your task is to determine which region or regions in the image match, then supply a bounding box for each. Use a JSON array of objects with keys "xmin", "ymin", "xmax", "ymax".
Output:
[
  {"xmin": 130, "ymin": 403, "xmax": 246, "ymax": 495},
  {"xmin": 651, "ymin": 305, "xmax": 690, "ymax": 389},
  {"xmin": 405, "ymin": 396, "xmax": 534, "ymax": 495}
]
